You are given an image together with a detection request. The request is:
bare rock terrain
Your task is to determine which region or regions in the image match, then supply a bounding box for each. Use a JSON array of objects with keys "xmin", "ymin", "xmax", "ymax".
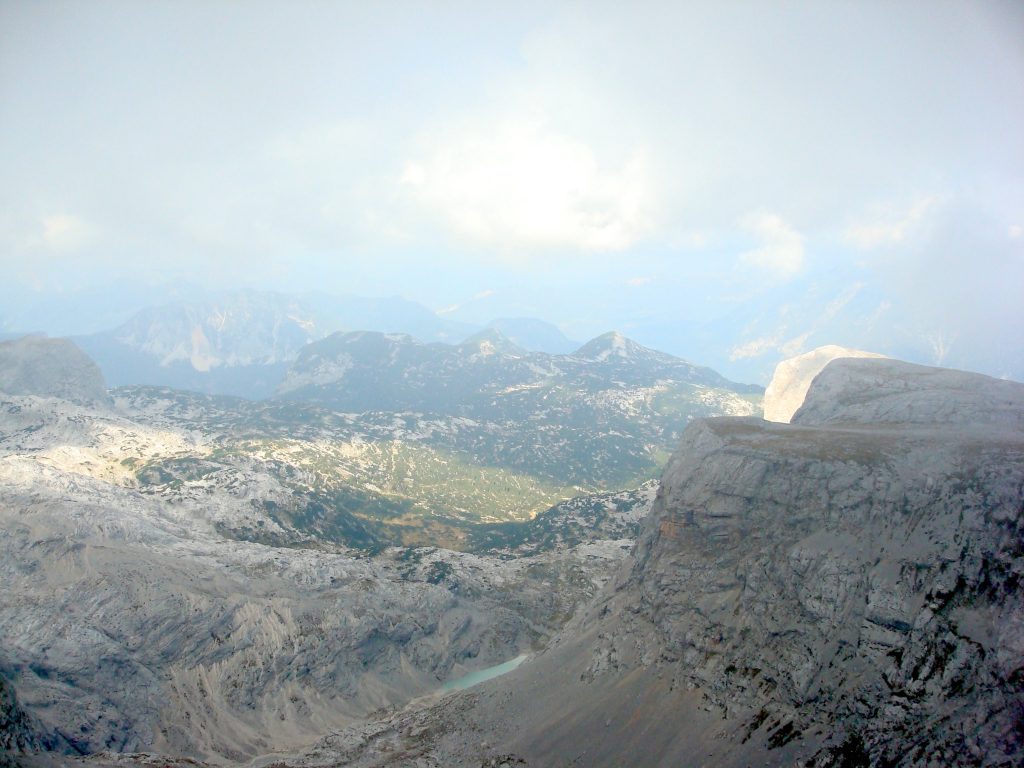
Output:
[
  {"xmin": 0, "ymin": 391, "xmax": 650, "ymax": 765},
  {"xmin": 762, "ymin": 344, "xmax": 885, "ymax": 424},
  {"xmin": 0, "ymin": 337, "xmax": 110, "ymax": 407},
  {"xmin": 252, "ymin": 357, "xmax": 1023, "ymax": 767},
  {"xmin": 5, "ymin": 345, "xmax": 1022, "ymax": 768}
]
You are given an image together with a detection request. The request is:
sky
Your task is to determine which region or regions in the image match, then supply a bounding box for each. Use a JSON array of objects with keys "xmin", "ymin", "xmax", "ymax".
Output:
[{"xmin": 1, "ymin": 0, "xmax": 1022, "ymax": 382}]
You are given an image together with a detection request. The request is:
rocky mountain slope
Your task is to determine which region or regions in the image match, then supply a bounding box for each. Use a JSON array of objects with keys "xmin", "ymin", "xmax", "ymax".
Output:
[
  {"xmin": 792, "ymin": 356, "xmax": 1024, "ymax": 430},
  {"xmin": 72, "ymin": 291, "xmax": 476, "ymax": 399},
  {"xmin": 0, "ymin": 387, "xmax": 655, "ymax": 765},
  {"xmin": 0, "ymin": 674, "xmax": 45, "ymax": 767},
  {"xmin": 763, "ymin": 344, "xmax": 886, "ymax": 423},
  {"xmin": 0, "ymin": 337, "xmax": 109, "ymax": 407},
  {"xmin": 0, "ymin": 337, "xmax": 667, "ymax": 766},
  {"xmin": 79, "ymin": 329, "xmax": 757, "ymax": 552},
  {"xmin": 279, "ymin": 329, "xmax": 756, "ymax": 410},
  {"xmin": 257, "ymin": 356, "xmax": 1024, "ymax": 767},
  {"xmin": 22, "ymin": 338, "xmax": 1019, "ymax": 767}
]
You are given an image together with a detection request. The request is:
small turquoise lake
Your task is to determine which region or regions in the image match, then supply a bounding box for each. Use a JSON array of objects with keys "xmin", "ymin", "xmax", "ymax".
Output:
[{"xmin": 440, "ymin": 654, "xmax": 529, "ymax": 693}]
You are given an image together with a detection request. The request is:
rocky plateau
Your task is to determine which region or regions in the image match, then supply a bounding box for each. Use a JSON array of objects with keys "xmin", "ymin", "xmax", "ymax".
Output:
[
  {"xmin": 3, "ymin": 343, "xmax": 1021, "ymax": 767},
  {"xmin": 185, "ymin": 355, "xmax": 1023, "ymax": 768}
]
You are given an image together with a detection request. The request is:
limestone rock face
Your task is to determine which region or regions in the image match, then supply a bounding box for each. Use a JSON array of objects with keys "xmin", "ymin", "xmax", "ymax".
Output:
[
  {"xmin": 603, "ymin": 414, "xmax": 1024, "ymax": 765},
  {"xmin": 0, "ymin": 673, "xmax": 43, "ymax": 767},
  {"xmin": 763, "ymin": 345, "xmax": 885, "ymax": 423},
  {"xmin": 0, "ymin": 336, "xmax": 109, "ymax": 406},
  {"xmin": 793, "ymin": 356, "xmax": 1024, "ymax": 429},
  {"xmin": 562, "ymin": 362, "xmax": 1024, "ymax": 766},
  {"xmin": 285, "ymin": 359, "xmax": 1024, "ymax": 768},
  {"xmin": 0, "ymin": 391, "xmax": 651, "ymax": 764}
]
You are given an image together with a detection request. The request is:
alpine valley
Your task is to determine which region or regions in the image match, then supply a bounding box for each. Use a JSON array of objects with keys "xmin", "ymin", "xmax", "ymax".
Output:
[
  {"xmin": 0, "ymin": 320, "xmax": 758, "ymax": 765},
  {"xmin": 1, "ymin": 307, "xmax": 1021, "ymax": 767}
]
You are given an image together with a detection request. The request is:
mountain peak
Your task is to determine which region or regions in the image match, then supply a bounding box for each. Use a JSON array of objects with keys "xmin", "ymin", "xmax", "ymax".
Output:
[
  {"xmin": 573, "ymin": 331, "xmax": 647, "ymax": 361},
  {"xmin": 0, "ymin": 335, "xmax": 110, "ymax": 406},
  {"xmin": 458, "ymin": 327, "xmax": 526, "ymax": 357}
]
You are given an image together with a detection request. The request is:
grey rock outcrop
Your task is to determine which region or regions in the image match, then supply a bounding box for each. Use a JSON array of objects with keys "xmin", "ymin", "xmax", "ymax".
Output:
[
  {"xmin": 763, "ymin": 345, "xmax": 886, "ymax": 423},
  {"xmin": 281, "ymin": 357, "xmax": 1024, "ymax": 767},
  {"xmin": 793, "ymin": 356, "xmax": 1024, "ymax": 429},
  {"xmin": 0, "ymin": 391, "xmax": 650, "ymax": 764},
  {"xmin": 1, "ymin": 673, "xmax": 41, "ymax": 767},
  {"xmin": 0, "ymin": 337, "xmax": 109, "ymax": 407},
  {"xmin": 0, "ymin": 454, "xmax": 544, "ymax": 762}
]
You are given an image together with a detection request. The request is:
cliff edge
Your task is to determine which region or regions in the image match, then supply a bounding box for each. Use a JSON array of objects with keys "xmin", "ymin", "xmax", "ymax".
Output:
[
  {"xmin": 284, "ymin": 356, "xmax": 1024, "ymax": 767},
  {"xmin": 763, "ymin": 345, "xmax": 886, "ymax": 423}
]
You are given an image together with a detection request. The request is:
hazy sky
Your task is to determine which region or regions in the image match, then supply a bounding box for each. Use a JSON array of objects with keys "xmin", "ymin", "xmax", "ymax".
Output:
[{"xmin": 1, "ymin": 0, "xmax": 1022, "ymax": 380}]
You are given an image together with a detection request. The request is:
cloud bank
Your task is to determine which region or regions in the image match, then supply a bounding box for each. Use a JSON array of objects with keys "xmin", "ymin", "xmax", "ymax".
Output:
[{"xmin": 0, "ymin": 0, "xmax": 1021, "ymax": 380}]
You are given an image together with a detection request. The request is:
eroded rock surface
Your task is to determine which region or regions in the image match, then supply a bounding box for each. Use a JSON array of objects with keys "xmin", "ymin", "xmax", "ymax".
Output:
[
  {"xmin": 793, "ymin": 357, "xmax": 1024, "ymax": 429},
  {"xmin": 0, "ymin": 394, "xmax": 650, "ymax": 764},
  {"xmin": 262, "ymin": 358, "xmax": 1024, "ymax": 767},
  {"xmin": 0, "ymin": 337, "xmax": 109, "ymax": 407},
  {"xmin": 763, "ymin": 345, "xmax": 885, "ymax": 423},
  {"xmin": 1, "ymin": 673, "xmax": 45, "ymax": 767}
]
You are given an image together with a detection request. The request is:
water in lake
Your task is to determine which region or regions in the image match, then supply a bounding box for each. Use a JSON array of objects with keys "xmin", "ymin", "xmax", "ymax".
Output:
[{"xmin": 440, "ymin": 654, "xmax": 529, "ymax": 693}]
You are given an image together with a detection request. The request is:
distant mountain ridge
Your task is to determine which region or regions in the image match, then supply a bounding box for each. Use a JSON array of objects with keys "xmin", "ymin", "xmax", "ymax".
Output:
[
  {"xmin": 66, "ymin": 283, "xmax": 760, "ymax": 406},
  {"xmin": 277, "ymin": 328, "xmax": 760, "ymax": 416},
  {"xmin": 108, "ymin": 293, "xmax": 319, "ymax": 369},
  {"xmin": 484, "ymin": 317, "xmax": 579, "ymax": 354},
  {"xmin": 279, "ymin": 355, "xmax": 1024, "ymax": 767},
  {"xmin": 70, "ymin": 291, "xmax": 588, "ymax": 399},
  {"xmin": 72, "ymin": 291, "xmax": 474, "ymax": 398}
]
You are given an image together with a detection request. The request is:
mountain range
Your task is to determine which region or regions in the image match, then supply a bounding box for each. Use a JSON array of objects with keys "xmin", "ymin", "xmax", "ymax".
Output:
[
  {"xmin": 0, "ymin": 330, "xmax": 759, "ymax": 553},
  {"xmin": 237, "ymin": 356, "xmax": 1024, "ymax": 768},
  {"xmin": 278, "ymin": 328, "xmax": 756, "ymax": 412},
  {"xmin": 114, "ymin": 327, "xmax": 759, "ymax": 550},
  {"xmin": 5, "ymin": 274, "xmax": 1023, "ymax": 388},
  {"xmin": 1, "ymin": 333, "xmax": 1020, "ymax": 766},
  {"xmin": 67, "ymin": 290, "xmax": 584, "ymax": 399}
]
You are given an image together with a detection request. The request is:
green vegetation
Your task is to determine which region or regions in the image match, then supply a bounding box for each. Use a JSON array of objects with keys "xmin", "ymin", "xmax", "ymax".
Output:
[{"xmin": 116, "ymin": 342, "xmax": 760, "ymax": 552}]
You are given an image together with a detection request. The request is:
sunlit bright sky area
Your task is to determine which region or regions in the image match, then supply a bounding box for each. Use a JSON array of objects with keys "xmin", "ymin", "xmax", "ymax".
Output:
[{"xmin": 1, "ymin": 0, "xmax": 1022, "ymax": 382}]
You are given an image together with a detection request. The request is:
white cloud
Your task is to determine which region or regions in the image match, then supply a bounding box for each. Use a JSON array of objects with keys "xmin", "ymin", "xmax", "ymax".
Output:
[
  {"xmin": 626, "ymin": 276, "xmax": 651, "ymax": 287},
  {"xmin": 1009, "ymin": 224, "xmax": 1022, "ymax": 239},
  {"xmin": 730, "ymin": 330, "xmax": 811, "ymax": 362},
  {"xmin": 926, "ymin": 331, "xmax": 956, "ymax": 365},
  {"xmin": 844, "ymin": 196, "xmax": 937, "ymax": 249},
  {"xmin": 739, "ymin": 212, "xmax": 804, "ymax": 278},
  {"xmin": 437, "ymin": 288, "xmax": 497, "ymax": 315},
  {"xmin": 778, "ymin": 331, "xmax": 812, "ymax": 358},
  {"xmin": 729, "ymin": 333, "xmax": 781, "ymax": 361},
  {"xmin": 40, "ymin": 214, "xmax": 95, "ymax": 253},
  {"xmin": 400, "ymin": 163, "xmax": 427, "ymax": 187},
  {"xmin": 667, "ymin": 230, "xmax": 711, "ymax": 250},
  {"xmin": 821, "ymin": 281, "xmax": 866, "ymax": 321},
  {"xmin": 402, "ymin": 118, "xmax": 654, "ymax": 252}
]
